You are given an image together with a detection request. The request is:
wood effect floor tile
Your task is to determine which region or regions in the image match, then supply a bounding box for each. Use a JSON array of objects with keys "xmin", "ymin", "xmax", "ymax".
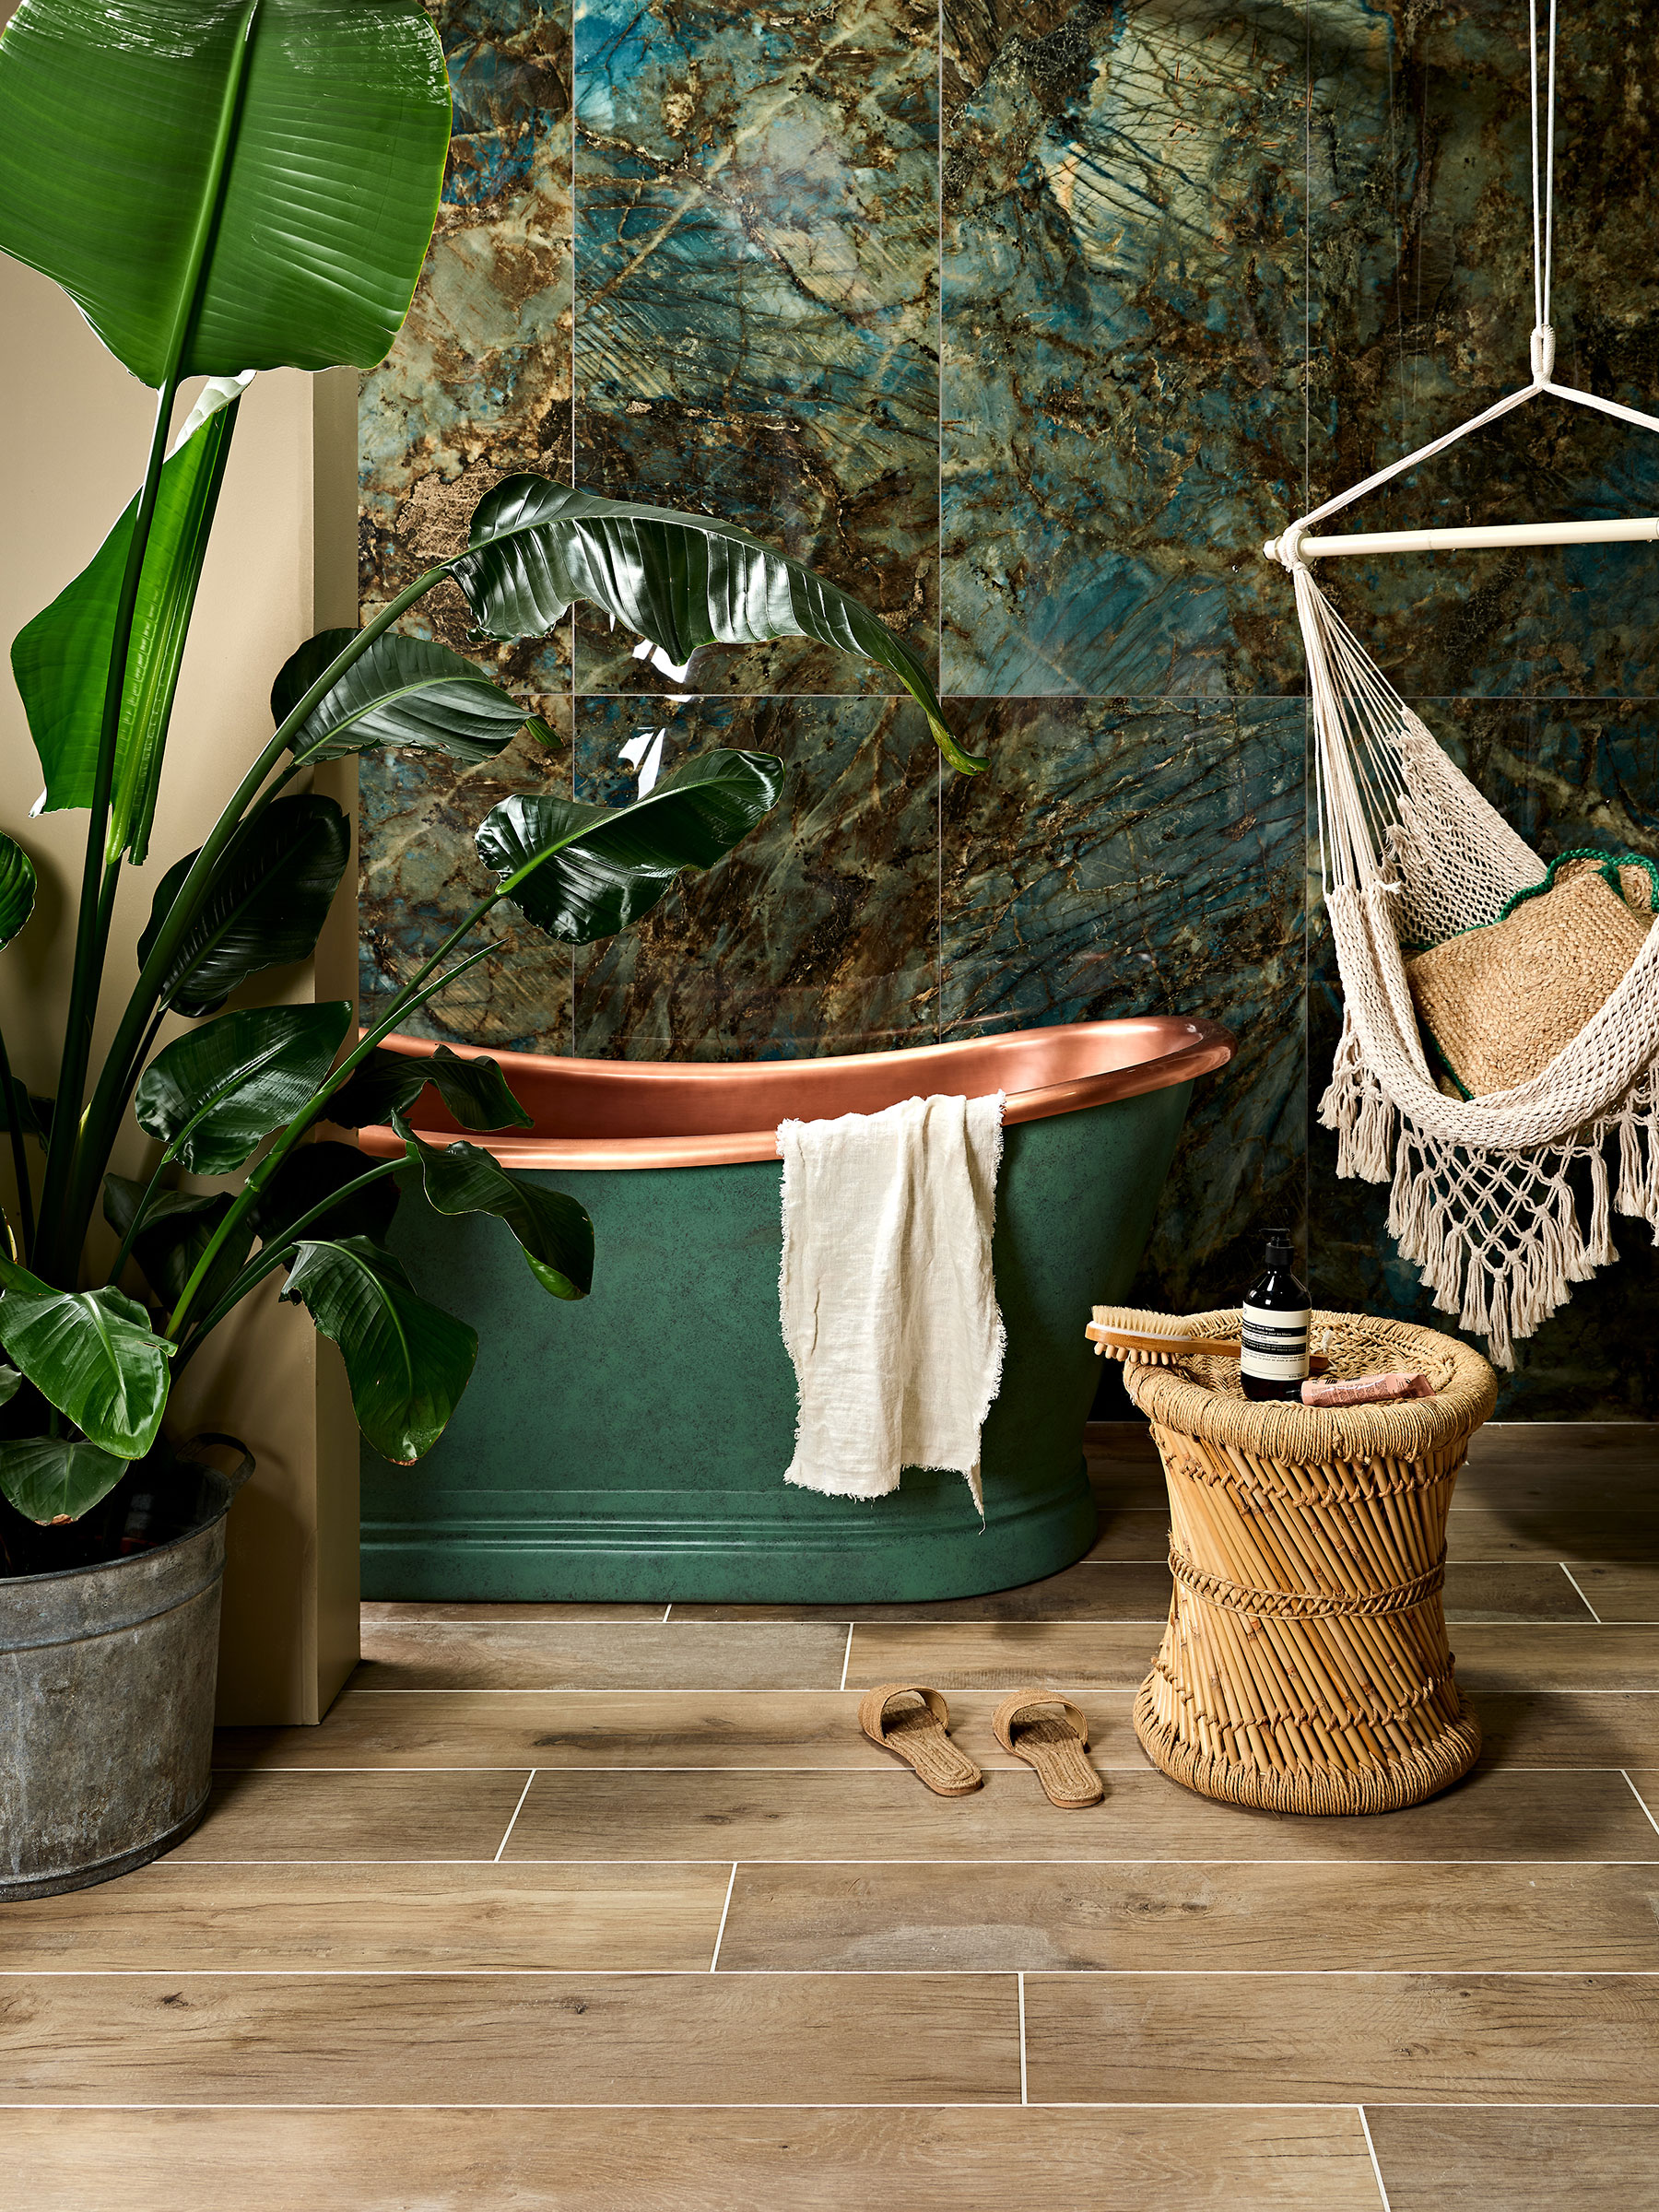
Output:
[
  {"xmin": 1446, "ymin": 1502, "xmax": 1659, "ymax": 1562},
  {"xmin": 1565, "ymin": 1565, "xmax": 1659, "ymax": 1620},
  {"xmin": 0, "ymin": 2105, "xmax": 1383, "ymax": 2212},
  {"xmin": 170, "ymin": 1770, "xmax": 531, "ymax": 1861},
  {"xmin": 1024, "ymin": 1971, "xmax": 1659, "ymax": 2102},
  {"xmin": 1440, "ymin": 1563, "xmax": 1596, "ymax": 1621},
  {"xmin": 353, "ymin": 1621, "xmax": 851, "ymax": 1691},
  {"xmin": 0, "ymin": 1973, "xmax": 1019, "ymax": 2105},
  {"xmin": 1619, "ymin": 1772, "xmax": 1659, "ymax": 1831},
  {"xmin": 1085, "ymin": 1508, "xmax": 1171, "ymax": 1560},
  {"xmin": 0, "ymin": 1864, "xmax": 729, "ymax": 1971},
  {"xmin": 1472, "ymin": 1691, "xmax": 1659, "ymax": 1767},
  {"xmin": 848, "ymin": 1621, "xmax": 1659, "ymax": 1694},
  {"xmin": 216, "ymin": 1689, "xmax": 1137, "ymax": 1771},
  {"xmin": 500, "ymin": 1766, "xmax": 1654, "ymax": 1865},
  {"xmin": 714, "ymin": 1859, "xmax": 1659, "ymax": 1972},
  {"xmin": 1366, "ymin": 2106, "xmax": 1659, "ymax": 2210}
]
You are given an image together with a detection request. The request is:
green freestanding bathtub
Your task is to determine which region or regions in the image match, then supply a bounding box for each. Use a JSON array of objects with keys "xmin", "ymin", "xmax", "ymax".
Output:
[{"xmin": 358, "ymin": 1017, "xmax": 1233, "ymax": 1603}]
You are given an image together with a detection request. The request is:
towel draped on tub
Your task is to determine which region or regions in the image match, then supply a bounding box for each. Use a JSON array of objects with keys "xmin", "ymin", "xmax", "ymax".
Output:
[{"xmin": 776, "ymin": 1090, "xmax": 1006, "ymax": 1509}]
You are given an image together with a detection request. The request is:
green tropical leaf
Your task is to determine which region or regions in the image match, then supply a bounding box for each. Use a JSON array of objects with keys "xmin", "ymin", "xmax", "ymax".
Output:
[
  {"xmin": 421, "ymin": 1045, "xmax": 535, "ymax": 1132},
  {"xmin": 449, "ymin": 477, "xmax": 986, "ymax": 775},
  {"xmin": 0, "ymin": 1082, "xmax": 52, "ymax": 1145},
  {"xmin": 248, "ymin": 1141, "xmax": 398, "ymax": 1256},
  {"xmin": 134, "ymin": 1001, "xmax": 352, "ymax": 1174},
  {"xmin": 0, "ymin": 831, "xmax": 36, "ymax": 950},
  {"xmin": 0, "ymin": 0, "xmax": 452, "ymax": 388},
  {"xmin": 320, "ymin": 1048, "xmax": 429, "ymax": 1131},
  {"xmin": 10, "ymin": 378, "xmax": 244, "ymax": 863},
  {"xmin": 394, "ymin": 1115, "xmax": 592, "ymax": 1300},
  {"xmin": 0, "ymin": 1362, "xmax": 20, "ymax": 1409},
  {"xmin": 280, "ymin": 1234, "xmax": 477, "ymax": 1462},
  {"xmin": 102, "ymin": 1175, "xmax": 252, "ymax": 1311},
  {"xmin": 272, "ymin": 629, "xmax": 545, "ymax": 765},
  {"xmin": 321, "ymin": 1043, "xmax": 534, "ymax": 1134},
  {"xmin": 136, "ymin": 793, "xmax": 351, "ymax": 1018},
  {"xmin": 0, "ymin": 1256, "xmax": 173, "ymax": 1459},
  {"xmin": 475, "ymin": 748, "xmax": 785, "ymax": 945},
  {"xmin": 0, "ymin": 1435, "xmax": 130, "ymax": 1525}
]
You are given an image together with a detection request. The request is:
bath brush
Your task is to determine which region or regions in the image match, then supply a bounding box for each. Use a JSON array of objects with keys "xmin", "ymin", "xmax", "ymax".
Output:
[{"xmin": 1086, "ymin": 1307, "xmax": 1332, "ymax": 1374}]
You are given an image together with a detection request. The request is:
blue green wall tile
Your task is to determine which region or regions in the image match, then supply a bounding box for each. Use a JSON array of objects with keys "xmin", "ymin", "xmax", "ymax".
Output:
[
  {"xmin": 941, "ymin": 697, "xmax": 1308, "ymax": 1313},
  {"xmin": 1307, "ymin": 0, "xmax": 1659, "ymax": 698},
  {"xmin": 571, "ymin": 0, "xmax": 941, "ymax": 698},
  {"xmin": 359, "ymin": 713, "xmax": 575, "ymax": 1053},
  {"xmin": 573, "ymin": 694, "xmax": 942, "ymax": 1060},
  {"xmin": 940, "ymin": 2, "xmax": 1311, "ymax": 697},
  {"xmin": 360, "ymin": 0, "xmax": 574, "ymax": 700}
]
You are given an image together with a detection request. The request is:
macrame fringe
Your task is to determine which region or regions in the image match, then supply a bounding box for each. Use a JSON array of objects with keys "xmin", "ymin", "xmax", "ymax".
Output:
[{"xmin": 1319, "ymin": 1055, "xmax": 1659, "ymax": 1371}]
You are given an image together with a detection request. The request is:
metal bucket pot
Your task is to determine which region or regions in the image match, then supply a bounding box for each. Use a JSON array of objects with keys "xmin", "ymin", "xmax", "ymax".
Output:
[{"xmin": 0, "ymin": 1441, "xmax": 250, "ymax": 1900}]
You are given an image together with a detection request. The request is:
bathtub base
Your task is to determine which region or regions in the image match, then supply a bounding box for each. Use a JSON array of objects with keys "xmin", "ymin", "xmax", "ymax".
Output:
[
  {"xmin": 363, "ymin": 1076, "xmax": 1194, "ymax": 1605},
  {"xmin": 362, "ymin": 1462, "xmax": 1098, "ymax": 1605}
]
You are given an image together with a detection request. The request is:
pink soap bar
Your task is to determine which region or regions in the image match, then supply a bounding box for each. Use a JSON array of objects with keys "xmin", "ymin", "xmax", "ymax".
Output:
[{"xmin": 1300, "ymin": 1370, "xmax": 1434, "ymax": 1407}]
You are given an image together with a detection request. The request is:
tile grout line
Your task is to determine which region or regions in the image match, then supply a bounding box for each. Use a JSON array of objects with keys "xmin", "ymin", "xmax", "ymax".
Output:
[
  {"xmin": 491, "ymin": 1773, "xmax": 536, "ymax": 1864},
  {"xmin": 708, "ymin": 1865, "xmax": 738, "ymax": 1972},
  {"xmin": 839, "ymin": 1624, "xmax": 854, "ymax": 1692},
  {"xmin": 1358, "ymin": 2105, "xmax": 1393, "ymax": 2212},
  {"xmin": 1621, "ymin": 1771, "xmax": 1659, "ymax": 1839},
  {"xmin": 1560, "ymin": 1565, "xmax": 1601, "ymax": 1620},
  {"xmin": 1017, "ymin": 1971, "xmax": 1028, "ymax": 2106}
]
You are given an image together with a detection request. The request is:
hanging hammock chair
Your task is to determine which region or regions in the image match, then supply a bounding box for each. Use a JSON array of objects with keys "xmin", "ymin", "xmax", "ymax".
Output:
[{"xmin": 1269, "ymin": 0, "xmax": 1659, "ymax": 1367}]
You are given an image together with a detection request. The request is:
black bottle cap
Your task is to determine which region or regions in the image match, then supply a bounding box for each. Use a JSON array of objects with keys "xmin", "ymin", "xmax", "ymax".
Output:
[{"xmin": 1264, "ymin": 1228, "xmax": 1293, "ymax": 1264}]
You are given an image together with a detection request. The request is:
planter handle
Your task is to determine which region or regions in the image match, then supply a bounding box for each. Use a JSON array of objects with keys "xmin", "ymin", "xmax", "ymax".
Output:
[{"xmin": 174, "ymin": 1431, "xmax": 256, "ymax": 1497}]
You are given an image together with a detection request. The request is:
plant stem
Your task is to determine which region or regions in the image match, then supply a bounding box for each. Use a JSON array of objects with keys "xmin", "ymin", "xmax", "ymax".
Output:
[
  {"xmin": 162, "ymin": 944, "xmax": 491, "ymax": 1343},
  {"xmin": 37, "ymin": 374, "xmax": 180, "ymax": 1284},
  {"xmin": 105, "ymin": 1154, "xmax": 180, "ymax": 1295},
  {"xmin": 64, "ymin": 568, "xmax": 451, "ymax": 1278},
  {"xmin": 0, "ymin": 1024, "xmax": 37, "ymax": 1267},
  {"xmin": 172, "ymin": 1159, "xmax": 404, "ymax": 1365}
]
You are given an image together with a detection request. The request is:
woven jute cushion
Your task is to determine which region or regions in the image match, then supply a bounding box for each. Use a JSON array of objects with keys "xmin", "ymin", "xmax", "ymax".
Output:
[
  {"xmin": 1118, "ymin": 1306, "xmax": 1498, "ymax": 1455},
  {"xmin": 1406, "ymin": 849, "xmax": 1657, "ymax": 1099}
]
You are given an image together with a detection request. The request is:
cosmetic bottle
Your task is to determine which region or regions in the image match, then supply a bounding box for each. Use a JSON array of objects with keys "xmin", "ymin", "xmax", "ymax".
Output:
[{"xmin": 1241, "ymin": 1229, "xmax": 1311, "ymax": 1402}]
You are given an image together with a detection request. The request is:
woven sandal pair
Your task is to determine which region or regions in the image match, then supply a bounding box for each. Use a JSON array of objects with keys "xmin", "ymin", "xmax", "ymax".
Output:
[{"xmin": 858, "ymin": 1683, "xmax": 1104, "ymax": 1809}]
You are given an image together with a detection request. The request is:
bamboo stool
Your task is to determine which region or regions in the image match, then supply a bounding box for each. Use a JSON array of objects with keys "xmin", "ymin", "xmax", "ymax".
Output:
[{"xmin": 1121, "ymin": 1309, "xmax": 1498, "ymax": 1816}]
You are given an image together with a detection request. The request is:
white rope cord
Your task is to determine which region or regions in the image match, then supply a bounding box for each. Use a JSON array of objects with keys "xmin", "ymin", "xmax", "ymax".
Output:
[{"xmin": 1267, "ymin": 4, "xmax": 1659, "ymax": 1364}]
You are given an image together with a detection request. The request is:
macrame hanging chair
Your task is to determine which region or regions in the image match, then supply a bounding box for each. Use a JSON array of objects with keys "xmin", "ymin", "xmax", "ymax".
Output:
[{"xmin": 1267, "ymin": 0, "xmax": 1659, "ymax": 1367}]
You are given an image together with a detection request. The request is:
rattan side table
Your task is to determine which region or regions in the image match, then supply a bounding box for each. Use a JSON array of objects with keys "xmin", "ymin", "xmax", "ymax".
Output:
[{"xmin": 1119, "ymin": 1309, "xmax": 1499, "ymax": 1817}]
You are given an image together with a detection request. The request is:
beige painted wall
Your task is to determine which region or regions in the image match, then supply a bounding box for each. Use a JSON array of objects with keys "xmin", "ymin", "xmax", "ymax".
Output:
[{"xmin": 0, "ymin": 256, "xmax": 362, "ymax": 1724}]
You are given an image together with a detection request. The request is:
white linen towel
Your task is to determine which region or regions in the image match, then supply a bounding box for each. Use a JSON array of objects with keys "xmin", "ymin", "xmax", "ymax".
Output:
[{"xmin": 776, "ymin": 1090, "xmax": 1006, "ymax": 1508}]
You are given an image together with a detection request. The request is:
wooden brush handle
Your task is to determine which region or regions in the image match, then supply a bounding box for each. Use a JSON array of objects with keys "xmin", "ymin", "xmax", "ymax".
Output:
[{"xmin": 1087, "ymin": 1323, "xmax": 1331, "ymax": 1374}]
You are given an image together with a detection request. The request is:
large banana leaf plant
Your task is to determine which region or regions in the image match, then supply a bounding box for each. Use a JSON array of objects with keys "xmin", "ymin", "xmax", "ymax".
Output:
[{"xmin": 0, "ymin": 0, "xmax": 980, "ymax": 1561}]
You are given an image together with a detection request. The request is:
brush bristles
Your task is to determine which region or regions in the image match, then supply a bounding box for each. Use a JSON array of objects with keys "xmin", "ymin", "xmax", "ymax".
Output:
[{"xmin": 1089, "ymin": 1304, "xmax": 1193, "ymax": 1366}]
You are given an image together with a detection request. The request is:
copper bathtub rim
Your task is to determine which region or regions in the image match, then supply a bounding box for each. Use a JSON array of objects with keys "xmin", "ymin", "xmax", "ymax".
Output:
[{"xmin": 350, "ymin": 1016, "xmax": 1236, "ymax": 1171}]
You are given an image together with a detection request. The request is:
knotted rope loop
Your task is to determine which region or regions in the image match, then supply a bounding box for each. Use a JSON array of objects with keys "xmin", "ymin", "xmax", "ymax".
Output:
[
  {"xmin": 1169, "ymin": 1543, "xmax": 1448, "ymax": 1620},
  {"xmin": 1530, "ymin": 322, "xmax": 1556, "ymax": 382}
]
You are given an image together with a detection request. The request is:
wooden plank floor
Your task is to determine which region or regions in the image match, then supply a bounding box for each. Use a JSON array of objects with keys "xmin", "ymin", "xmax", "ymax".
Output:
[{"xmin": 6, "ymin": 1421, "xmax": 1658, "ymax": 2208}]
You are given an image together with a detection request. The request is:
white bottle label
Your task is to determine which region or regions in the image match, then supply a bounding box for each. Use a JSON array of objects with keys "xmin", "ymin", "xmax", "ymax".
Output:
[{"xmin": 1241, "ymin": 1300, "xmax": 1311, "ymax": 1382}]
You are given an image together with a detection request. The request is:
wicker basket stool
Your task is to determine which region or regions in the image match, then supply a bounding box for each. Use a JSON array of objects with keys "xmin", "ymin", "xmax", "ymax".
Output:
[{"xmin": 1120, "ymin": 1308, "xmax": 1498, "ymax": 1817}]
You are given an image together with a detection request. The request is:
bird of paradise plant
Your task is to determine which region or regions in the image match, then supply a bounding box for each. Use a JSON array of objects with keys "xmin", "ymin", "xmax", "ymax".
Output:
[{"xmin": 0, "ymin": 0, "xmax": 978, "ymax": 1565}]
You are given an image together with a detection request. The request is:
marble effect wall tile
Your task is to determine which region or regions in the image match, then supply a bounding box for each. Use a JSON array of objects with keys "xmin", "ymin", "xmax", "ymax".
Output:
[
  {"xmin": 941, "ymin": 0, "xmax": 1311, "ymax": 697},
  {"xmin": 571, "ymin": 0, "xmax": 941, "ymax": 698},
  {"xmin": 358, "ymin": 0, "xmax": 1659, "ymax": 1415},
  {"xmin": 360, "ymin": 0, "xmax": 575, "ymax": 706},
  {"xmin": 1308, "ymin": 0, "xmax": 1659, "ymax": 698},
  {"xmin": 359, "ymin": 716, "xmax": 575, "ymax": 1053},
  {"xmin": 942, "ymin": 698, "xmax": 1307, "ymax": 1312},
  {"xmin": 573, "ymin": 695, "xmax": 941, "ymax": 1060}
]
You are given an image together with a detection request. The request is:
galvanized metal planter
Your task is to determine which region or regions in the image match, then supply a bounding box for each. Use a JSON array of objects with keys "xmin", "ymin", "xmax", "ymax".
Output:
[{"xmin": 0, "ymin": 1451, "xmax": 247, "ymax": 1900}]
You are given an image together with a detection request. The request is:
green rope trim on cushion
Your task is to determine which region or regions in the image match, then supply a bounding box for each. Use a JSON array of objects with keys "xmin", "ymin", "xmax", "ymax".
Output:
[{"xmin": 1499, "ymin": 847, "xmax": 1659, "ymax": 922}]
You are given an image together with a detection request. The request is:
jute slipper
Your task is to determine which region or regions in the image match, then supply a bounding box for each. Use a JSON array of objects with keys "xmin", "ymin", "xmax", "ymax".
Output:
[
  {"xmin": 993, "ymin": 1690, "xmax": 1105, "ymax": 1808},
  {"xmin": 858, "ymin": 1683, "xmax": 983, "ymax": 1796}
]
